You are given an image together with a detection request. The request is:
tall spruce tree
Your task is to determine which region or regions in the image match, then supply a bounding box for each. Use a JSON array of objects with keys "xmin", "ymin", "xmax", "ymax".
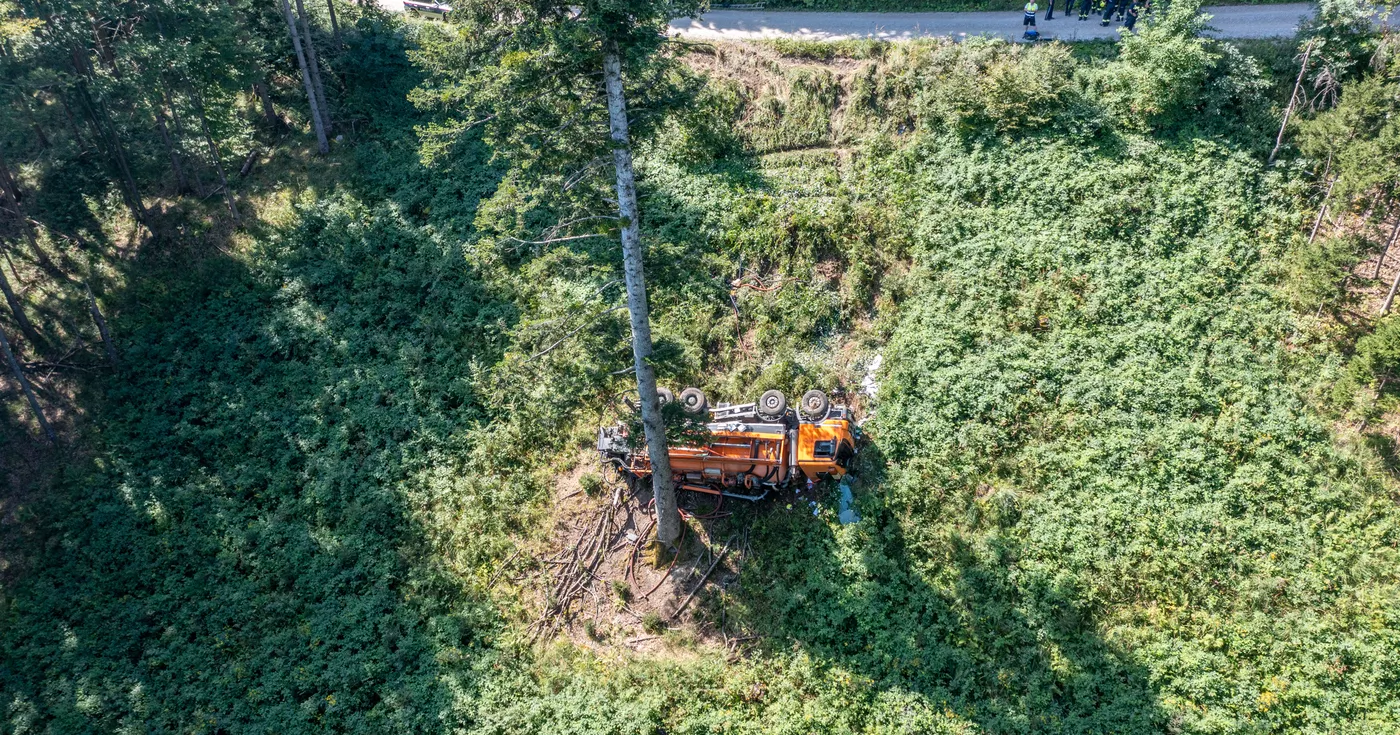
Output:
[{"xmin": 413, "ymin": 0, "xmax": 702, "ymax": 545}]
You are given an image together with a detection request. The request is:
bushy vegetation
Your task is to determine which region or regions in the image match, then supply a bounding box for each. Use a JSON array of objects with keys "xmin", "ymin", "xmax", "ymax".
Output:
[{"xmin": 4, "ymin": 0, "xmax": 1400, "ymax": 733}]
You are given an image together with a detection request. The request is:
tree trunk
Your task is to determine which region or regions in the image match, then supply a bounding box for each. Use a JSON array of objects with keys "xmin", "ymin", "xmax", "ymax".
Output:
[
  {"xmin": 1382, "ymin": 263, "xmax": 1400, "ymax": 315},
  {"xmin": 0, "ymin": 264, "xmax": 39, "ymax": 345},
  {"xmin": 74, "ymin": 81, "xmax": 145, "ymax": 225},
  {"xmin": 1377, "ymin": 217, "xmax": 1400, "ymax": 280},
  {"xmin": 161, "ymin": 79, "xmax": 209, "ymax": 195},
  {"xmin": 1309, "ymin": 177, "xmax": 1336, "ymax": 246},
  {"xmin": 18, "ymin": 94, "xmax": 49, "ymax": 149},
  {"xmin": 1269, "ymin": 39, "xmax": 1313, "ymax": 165},
  {"xmin": 0, "ymin": 325, "xmax": 54, "ymax": 443},
  {"xmin": 326, "ymin": 0, "xmax": 342, "ymax": 46},
  {"xmin": 154, "ymin": 104, "xmax": 189, "ymax": 193},
  {"xmin": 281, "ymin": 0, "xmax": 330, "ymax": 154},
  {"xmin": 57, "ymin": 93, "xmax": 88, "ymax": 150},
  {"xmin": 0, "ymin": 155, "xmax": 61, "ymax": 280},
  {"xmin": 85, "ymin": 284, "xmax": 116, "ymax": 363},
  {"xmin": 603, "ymin": 48, "xmax": 680, "ymax": 547},
  {"xmin": 192, "ymin": 89, "xmax": 240, "ymax": 224},
  {"xmin": 0, "ymin": 144, "xmax": 21, "ymax": 204},
  {"xmin": 294, "ymin": 0, "xmax": 333, "ymax": 134},
  {"xmin": 67, "ymin": 47, "xmax": 144, "ymax": 222},
  {"xmin": 253, "ymin": 80, "xmax": 282, "ymax": 129}
]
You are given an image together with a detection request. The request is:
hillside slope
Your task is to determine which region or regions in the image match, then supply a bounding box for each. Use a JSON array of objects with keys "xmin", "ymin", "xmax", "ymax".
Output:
[{"xmin": 2, "ymin": 10, "xmax": 1399, "ymax": 735}]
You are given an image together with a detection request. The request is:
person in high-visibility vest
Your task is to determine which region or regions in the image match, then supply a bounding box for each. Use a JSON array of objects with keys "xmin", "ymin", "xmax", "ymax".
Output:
[
  {"xmin": 1023, "ymin": 0, "xmax": 1039, "ymax": 28},
  {"xmin": 1078, "ymin": 0, "xmax": 1092, "ymax": 20},
  {"xmin": 1100, "ymin": 0, "xmax": 1117, "ymax": 25},
  {"xmin": 1123, "ymin": 1, "xmax": 1140, "ymax": 29}
]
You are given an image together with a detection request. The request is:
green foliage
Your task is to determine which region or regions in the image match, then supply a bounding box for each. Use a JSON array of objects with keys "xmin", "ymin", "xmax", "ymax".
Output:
[
  {"xmin": 743, "ymin": 66, "xmax": 845, "ymax": 152},
  {"xmin": 760, "ymin": 0, "xmax": 1308, "ymax": 10},
  {"xmin": 0, "ymin": 194, "xmax": 522, "ymax": 732},
  {"xmin": 912, "ymin": 39, "xmax": 1088, "ymax": 138},
  {"xmin": 640, "ymin": 612, "xmax": 666, "ymax": 634},
  {"xmin": 765, "ymin": 38, "xmax": 891, "ymax": 61},
  {"xmin": 1296, "ymin": 52, "xmax": 1400, "ymax": 206},
  {"xmin": 1350, "ymin": 314, "xmax": 1400, "ymax": 386},
  {"xmin": 1282, "ymin": 232, "xmax": 1364, "ymax": 312},
  {"xmin": 9, "ymin": 9, "xmax": 1400, "ymax": 735},
  {"xmin": 1083, "ymin": 0, "xmax": 1270, "ymax": 137}
]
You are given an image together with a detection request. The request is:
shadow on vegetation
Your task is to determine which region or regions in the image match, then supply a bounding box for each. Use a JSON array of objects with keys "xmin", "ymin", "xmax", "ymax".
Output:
[
  {"xmin": 713, "ymin": 447, "xmax": 1167, "ymax": 733},
  {"xmin": 0, "ymin": 133, "xmax": 508, "ymax": 733}
]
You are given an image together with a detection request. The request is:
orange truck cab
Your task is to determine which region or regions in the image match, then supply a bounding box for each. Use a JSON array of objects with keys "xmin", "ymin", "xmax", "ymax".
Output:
[{"xmin": 598, "ymin": 388, "xmax": 856, "ymax": 501}]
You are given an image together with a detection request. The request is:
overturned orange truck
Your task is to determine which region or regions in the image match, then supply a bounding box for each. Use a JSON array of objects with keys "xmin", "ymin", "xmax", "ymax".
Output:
[{"xmin": 598, "ymin": 388, "xmax": 856, "ymax": 501}]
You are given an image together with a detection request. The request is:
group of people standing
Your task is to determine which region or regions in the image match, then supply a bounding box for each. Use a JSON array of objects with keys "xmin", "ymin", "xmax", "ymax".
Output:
[{"xmin": 1022, "ymin": 0, "xmax": 1147, "ymax": 35}]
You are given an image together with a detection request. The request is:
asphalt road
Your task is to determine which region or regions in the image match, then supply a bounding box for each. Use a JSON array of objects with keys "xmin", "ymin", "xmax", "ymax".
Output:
[{"xmin": 667, "ymin": 3, "xmax": 1317, "ymax": 41}]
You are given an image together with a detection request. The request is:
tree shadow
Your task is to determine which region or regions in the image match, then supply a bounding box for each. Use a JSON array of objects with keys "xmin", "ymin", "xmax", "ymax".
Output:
[
  {"xmin": 0, "ymin": 183, "xmax": 507, "ymax": 732},
  {"xmin": 713, "ymin": 448, "xmax": 1167, "ymax": 733}
]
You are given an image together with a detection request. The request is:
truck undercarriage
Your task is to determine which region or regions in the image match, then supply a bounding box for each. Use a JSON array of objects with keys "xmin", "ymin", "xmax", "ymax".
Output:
[{"xmin": 598, "ymin": 388, "xmax": 856, "ymax": 501}]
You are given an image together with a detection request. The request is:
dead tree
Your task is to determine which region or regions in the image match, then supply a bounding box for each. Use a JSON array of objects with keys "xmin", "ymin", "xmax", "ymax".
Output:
[
  {"xmin": 0, "ymin": 263, "xmax": 39, "ymax": 344},
  {"xmin": 153, "ymin": 102, "xmax": 189, "ymax": 193},
  {"xmin": 280, "ymin": 0, "xmax": 329, "ymax": 154},
  {"xmin": 0, "ymin": 325, "xmax": 54, "ymax": 443},
  {"xmin": 191, "ymin": 88, "xmax": 240, "ymax": 224},
  {"xmin": 253, "ymin": 80, "xmax": 282, "ymax": 129},
  {"xmin": 1309, "ymin": 176, "xmax": 1337, "ymax": 246},
  {"xmin": 326, "ymin": 0, "xmax": 342, "ymax": 46},
  {"xmin": 293, "ymin": 0, "xmax": 333, "ymax": 135},
  {"xmin": 85, "ymin": 284, "xmax": 116, "ymax": 363},
  {"xmin": 1270, "ymin": 39, "xmax": 1315, "ymax": 165},
  {"xmin": 1374, "ymin": 214, "xmax": 1400, "ymax": 280}
]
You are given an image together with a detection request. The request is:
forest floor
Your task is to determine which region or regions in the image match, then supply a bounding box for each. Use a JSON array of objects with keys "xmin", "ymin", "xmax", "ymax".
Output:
[{"xmin": 525, "ymin": 457, "xmax": 759, "ymax": 655}]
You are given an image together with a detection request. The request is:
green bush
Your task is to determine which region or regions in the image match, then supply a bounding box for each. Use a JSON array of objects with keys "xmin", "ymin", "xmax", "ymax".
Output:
[
  {"xmin": 1350, "ymin": 315, "xmax": 1400, "ymax": 387},
  {"xmin": 641, "ymin": 612, "xmax": 666, "ymax": 634}
]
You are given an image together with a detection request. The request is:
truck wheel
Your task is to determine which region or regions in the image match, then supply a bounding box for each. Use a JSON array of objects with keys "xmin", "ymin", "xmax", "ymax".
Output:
[
  {"xmin": 757, "ymin": 389, "xmax": 787, "ymax": 418},
  {"xmin": 800, "ymin": 390, "xmax": 830, "ymax": 420},
  {"xmin": 657, "ymin": 387, "xmax": 675, "ymax": 407},
  {"xmin": 679, "ymin": 387, "xmax": 708, "ymax": 414}
]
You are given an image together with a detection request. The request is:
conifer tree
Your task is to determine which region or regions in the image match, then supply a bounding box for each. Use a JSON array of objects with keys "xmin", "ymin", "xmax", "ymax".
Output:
[{"xmin": 413, "ymin": 0, "xmax": 703, "ymax": 545}]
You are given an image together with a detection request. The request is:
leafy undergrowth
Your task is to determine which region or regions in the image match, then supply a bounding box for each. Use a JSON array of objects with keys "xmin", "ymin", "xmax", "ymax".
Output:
[
  {"xmin": 4, "ymin": 16, "xmax": 1400, "ymax": 735},
  {"xmin": 726, "ymin": 138, "xmax": 1400, "ymax": 733}
]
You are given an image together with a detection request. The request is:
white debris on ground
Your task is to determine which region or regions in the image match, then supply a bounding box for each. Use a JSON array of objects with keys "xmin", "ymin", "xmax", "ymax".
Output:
[{"xmin": 859, "ymin": 354, "xmax": 882, "ymax": 417}]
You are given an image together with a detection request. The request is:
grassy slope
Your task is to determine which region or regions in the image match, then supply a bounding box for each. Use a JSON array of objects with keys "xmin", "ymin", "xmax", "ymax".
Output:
[{"xmin": 2, "ymin": 27, "xmax": 1399, "ymax": 735}]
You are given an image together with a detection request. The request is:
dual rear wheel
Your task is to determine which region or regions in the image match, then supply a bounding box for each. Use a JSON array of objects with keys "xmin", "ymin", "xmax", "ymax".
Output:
[
  {"xmin": 654, "ymin": 387, "xmax": 830, "ymax": 420},
  {"xmin": 755, "ymin": 388, "xmax": 831, "ymax": 420},
  {"xmin": 656, "ymin": 386, "xmax": 709, "ymax": 414}
]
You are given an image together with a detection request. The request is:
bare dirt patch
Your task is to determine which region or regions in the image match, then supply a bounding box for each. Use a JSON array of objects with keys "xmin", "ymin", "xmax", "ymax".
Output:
[{"xmin": 522, "ymin": 456, "xmax": 756, "ymax": 656}]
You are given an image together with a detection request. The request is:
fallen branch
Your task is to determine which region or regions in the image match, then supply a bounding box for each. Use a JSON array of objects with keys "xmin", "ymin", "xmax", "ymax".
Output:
[{"xmin": 669, "ymin": 535, "xmax": 736, "ymax": 622}]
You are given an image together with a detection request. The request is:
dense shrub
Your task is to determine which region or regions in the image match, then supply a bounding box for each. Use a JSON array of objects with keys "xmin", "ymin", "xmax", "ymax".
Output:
[{"xmin": 1350, "ymin": 315, "xmax": 1400, "ymax": 387}]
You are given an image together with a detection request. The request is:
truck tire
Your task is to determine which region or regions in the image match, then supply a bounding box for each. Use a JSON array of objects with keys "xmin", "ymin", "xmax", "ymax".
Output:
[
  {"xmin": 679, "ymin": 387, "xmax": 708, "ymax": 414},
  {"xmin": 657, "ymin": 387, "xmax": 675, "ymax": 407},
  {"xmin": 800, "ymin": 390, "xmax": 830, "ymax": 420},
  {"xmin": 758, "ymin": 389, "xmax": 787, "ymax": 418}
]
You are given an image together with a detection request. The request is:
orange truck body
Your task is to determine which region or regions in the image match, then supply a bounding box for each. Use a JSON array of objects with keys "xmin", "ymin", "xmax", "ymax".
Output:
[{"xmin": 598, "ymin": 397, "xmax": 856, "ymax": 501}]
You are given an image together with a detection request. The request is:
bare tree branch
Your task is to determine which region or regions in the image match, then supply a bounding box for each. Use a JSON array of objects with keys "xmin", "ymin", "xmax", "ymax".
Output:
[{"xmin": 526, "ymin": 305, "xmax": 625, "ymax": 362}]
